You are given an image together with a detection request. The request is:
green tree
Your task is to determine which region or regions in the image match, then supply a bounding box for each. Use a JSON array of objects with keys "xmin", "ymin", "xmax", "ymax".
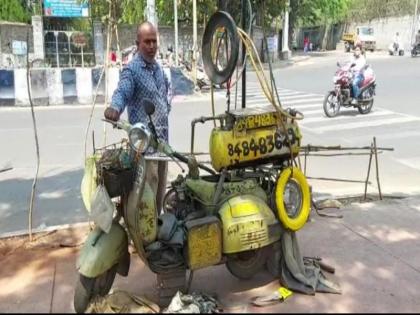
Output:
[
  {"xmin": 347, "ymin": 0, "xmax": 418, "ymax": 22},
  {"xmin": 0, "ymin": 0, "xmax": 30, "ymax": 23},
  {"xmin": 288, "ymin": 0, "xmax": 350, "ymax": 49},
  {"xmin": 317, "ymin": 0, "xmax": 350, "ymax": 49}
]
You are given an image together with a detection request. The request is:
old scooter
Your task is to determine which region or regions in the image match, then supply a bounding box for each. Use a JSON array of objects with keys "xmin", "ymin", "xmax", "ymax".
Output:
[{"xmin": 74, "ymin": 100, "xmax": 311, "ymax": 313}]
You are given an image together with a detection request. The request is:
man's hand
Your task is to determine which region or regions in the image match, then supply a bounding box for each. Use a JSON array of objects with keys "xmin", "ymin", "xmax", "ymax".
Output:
[{"xmin": 104, "ymin": 107, "xmax": 120, "ymax": 121}]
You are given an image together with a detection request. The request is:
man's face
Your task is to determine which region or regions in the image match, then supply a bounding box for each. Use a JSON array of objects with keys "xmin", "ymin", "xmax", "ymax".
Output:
[
  {"xmin": 354, "ymin": 48, "xmax": 361, "ymax": 57},
  {"xmin": 137, "ymin": 27, "xmax": 158, "ymax": 63}
]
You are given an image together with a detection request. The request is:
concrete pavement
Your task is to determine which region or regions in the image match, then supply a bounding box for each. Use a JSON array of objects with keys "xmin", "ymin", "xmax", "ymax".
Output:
[{"xmin": 1, "ymin": 194, "xmax": 420, "ymax": 313}]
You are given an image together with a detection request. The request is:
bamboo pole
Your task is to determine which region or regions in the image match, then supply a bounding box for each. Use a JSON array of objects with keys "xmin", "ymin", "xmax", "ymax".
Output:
[
  {"xmin": 364, "ymin": 143, "xmax": 374, "ymax": 201},
  {"xmin": 373, "ymin": 137, "xmax": 382, "ymax": 200},
  {"xmin": 26, "ymin": 31, "xmax": 41, "ymax": 242}
]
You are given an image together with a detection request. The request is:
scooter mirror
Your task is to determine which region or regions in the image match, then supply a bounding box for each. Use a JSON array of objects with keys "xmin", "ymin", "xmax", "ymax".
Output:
[{"xmin": 144, "ymin": 99, "xmax": 156, "ymax": 116}]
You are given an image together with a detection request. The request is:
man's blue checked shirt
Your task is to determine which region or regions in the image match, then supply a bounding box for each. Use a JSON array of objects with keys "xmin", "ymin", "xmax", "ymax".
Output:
[{"xmin": 111, "ymin": 53, "xmax": 172, "ymax": 144}]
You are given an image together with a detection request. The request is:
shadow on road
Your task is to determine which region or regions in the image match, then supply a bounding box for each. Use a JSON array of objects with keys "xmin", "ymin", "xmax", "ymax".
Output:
[{"xmin": 0, "ymin": 168, "xmax": 88, "ymax": 236}]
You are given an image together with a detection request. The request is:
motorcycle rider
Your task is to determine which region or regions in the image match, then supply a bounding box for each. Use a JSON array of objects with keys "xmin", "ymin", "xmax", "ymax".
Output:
[
  {"xmin": 416, "ymin": 30, "xmax": 420, "ymax": 46},
  {"xmin": 349, "ymin": 45, "xmax": 367, "ymax": 105}
]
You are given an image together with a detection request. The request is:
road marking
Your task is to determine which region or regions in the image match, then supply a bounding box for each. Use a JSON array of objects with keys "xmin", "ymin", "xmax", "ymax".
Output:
[
  {"xmin": 237, "ymin": 91, "xmax": 303, "ymax": 100},
  {"xmin": 234, "ymin": 85, "xmax": 420, "ymax": 136},
  {"xmin": 301, "ymin": 109, "xmax": 394, "ymax": 124},
  {"xmin": 244, "ymin": 97, "xmax": 324, "ymax": 106},
  {"xmin": 301, "ymin": 109, "xmax": 324, "ymax": 115},
  {"xmin": 246, "ymin": 103, "xmax": 322, "ymax": 110},
  {"xmin": 312, "ymin": 116, "xmax": 420, "ymax": 133},
  {"xmin": 395, "ymin": 157, "xmax": 420, "ymax": 171}
]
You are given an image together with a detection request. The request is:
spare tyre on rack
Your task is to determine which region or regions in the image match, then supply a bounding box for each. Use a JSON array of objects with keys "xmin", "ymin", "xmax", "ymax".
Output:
[{"xmin": 202, "ymin": 11, "xmax": 240, "ymax": 85}]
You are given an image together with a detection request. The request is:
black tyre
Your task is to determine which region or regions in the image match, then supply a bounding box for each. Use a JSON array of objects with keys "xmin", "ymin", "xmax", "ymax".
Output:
[
  {"xmin": 323, "ymin": 91, "xmax": 340, "ymax": 117},
  {"xmin": 202, "ymin": 11, "xmax": 240, "ymax": 84},
  {"xmin": 399, "ymin": 50, "xmax": 405, "ymax": 56},
  {"xmin": 265, "ymin": 243, "xmax": 282, "ymax": 278},
  {"xmin": 226, "ymin": 247, "xmax": 269, "ymax": 280},
  {"xmin": 73, "ymin": 265, "xmax": 118, "ymax": 313},
  {"xmin": 162, "ymin": 188, "xmax": 177, "ymax": 215},
  {"xmin": 358, "ymin": 99, "xmax": 374, "ymax": 115}
]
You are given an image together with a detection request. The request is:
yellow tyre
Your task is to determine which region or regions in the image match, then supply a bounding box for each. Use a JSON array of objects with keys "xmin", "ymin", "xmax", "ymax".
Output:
[{"xmin": 275, "ymin": 167, "xmax": 311, "ymax": 231}]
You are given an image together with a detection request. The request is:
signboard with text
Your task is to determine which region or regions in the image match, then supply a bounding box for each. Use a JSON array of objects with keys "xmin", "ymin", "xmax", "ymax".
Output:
[
  {"xmin": 267, "ymin": 36, "xmax": 278, "ymax": 52},
  {"xmin": 44, "ymin": 0, "xmax": 89, "ymax": 17},
  {"xmin": 12, "ymin": 41, "xmax": 27, "ymax": 55}
]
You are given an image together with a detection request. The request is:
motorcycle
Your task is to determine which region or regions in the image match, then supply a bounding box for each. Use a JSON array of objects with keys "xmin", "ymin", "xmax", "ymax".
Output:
[
  {"xmin": 411, "ymin": 43, "xmax": 420, "ymax": 57},
  {"xmin": 74, "ymin": 100, "xmax": 311, "ymax": 313},
  {"xmin": 388, "ymin": 42, "xmax": 405, "ymax": 56},
  {"xmin": 323, "ymin": 61, "xmax": 376, "ymax": 117}
]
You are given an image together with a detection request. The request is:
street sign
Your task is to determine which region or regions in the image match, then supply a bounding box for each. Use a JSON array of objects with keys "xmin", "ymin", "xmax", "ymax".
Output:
[
  {"xmin": 44, "ymin": 0, "xmax": 89, "ymax": 17},
  {"xmin": 12, "ymin": 41, "xmax": 27, "ymax": 55},
  {"xmin": 267, "ymin": 36, "xmax": 278, "ymax": 52}
]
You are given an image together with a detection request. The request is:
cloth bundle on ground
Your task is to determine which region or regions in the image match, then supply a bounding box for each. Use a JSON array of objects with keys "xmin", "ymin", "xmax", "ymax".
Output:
[
  {"xmin": 163, "ymin": 291, "xmax": 221, "ymax": 313},
  {"xmin": 280, "ymin": 231, "xmax": 342, "ymax": 295},
  {"xmin": 86, "ymin": 290, "xmax": 160, "ymax": 313}
]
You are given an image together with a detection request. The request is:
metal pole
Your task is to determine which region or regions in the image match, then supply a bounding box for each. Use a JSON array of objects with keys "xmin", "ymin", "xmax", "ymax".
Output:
[
  {"xmin": 174, "ymin": 0, "xmax": 179, "ymax": 67},
  {"xmin": 412, "ymin": 0, "xmax": 419, "ymax": 44},
  {"xmin": 192, "ymin": 0, "xmax": 197, "ymax": 87},
  {"xmin": 67, "ymin": 34, "xmax": 72, "ymax": 67},
  {"xmin": 241, "ymin": 0, "xmax": 246, "ymax": 109},
  {"xmin": 54, "ymin": 31, "xmax": 60, "ymax": 68},
  {"xmin": 81, "ymin": 45, "xmax": 84, "ymax": 68}
]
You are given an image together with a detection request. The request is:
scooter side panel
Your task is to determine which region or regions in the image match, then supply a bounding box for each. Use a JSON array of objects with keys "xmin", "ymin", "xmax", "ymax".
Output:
[
  {"xmin": 219, "ymin": 195, "xmax": 282, "ymax": 254},
  {"xmin": 77, "ymin": 222, "xmax": 128, "ymax": 278}
]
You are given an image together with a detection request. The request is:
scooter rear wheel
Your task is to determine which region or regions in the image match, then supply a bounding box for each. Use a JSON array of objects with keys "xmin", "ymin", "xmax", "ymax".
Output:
[
  {"xmin": 226, "ymin": 247, "xmax": 270, "ymax": 280},
  {"xmin": 73, "ymin": 265, "xmax": 118, "ymax": 313}
]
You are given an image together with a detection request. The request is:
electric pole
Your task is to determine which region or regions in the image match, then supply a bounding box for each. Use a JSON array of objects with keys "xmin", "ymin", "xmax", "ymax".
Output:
[
  {"xmin": 192, "ymin": 0, "xmax": 198, "ymax": 88},
  {"xmin": 146, "ymin": 0, "xmax": 158, "ymax": 28},
  {"xmin": 174, "ymin": 0, "xmax": 179, "ymax": 67},
  {"xmin": 282, "ymin": 0, "xmax": 291, "ymax": 60},
  {"xmin": 412, "ymin": 0, "xmax": 419, "ymax": 44}
]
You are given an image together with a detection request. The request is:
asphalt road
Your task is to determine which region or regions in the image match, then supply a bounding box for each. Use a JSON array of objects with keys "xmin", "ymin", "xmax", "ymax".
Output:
[{"xmin": 1, "ymin": 50, "xmax": 419, "ymax": 236}]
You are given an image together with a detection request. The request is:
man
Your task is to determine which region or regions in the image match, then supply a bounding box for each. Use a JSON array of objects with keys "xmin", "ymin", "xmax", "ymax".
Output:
[
  {"xmin": 415, "ymin": 30, "xmax": 420, "ymax": 46},
  {"xmin": 393, "ymin": 32, "xmax": 401, "ymax": 52},
  {"xmin": 349, "ymin": 45, "xmax": 367, "ymax": 105},
  {"xmin": 104, "ymin": 21, "xmax": 171, "ymax": 214}
]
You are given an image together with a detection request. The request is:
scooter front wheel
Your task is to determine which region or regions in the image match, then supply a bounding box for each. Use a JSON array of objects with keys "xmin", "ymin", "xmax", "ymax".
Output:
[{"xmin": 73, "ymin": 265, "xmax": 118, "ymax": 313}]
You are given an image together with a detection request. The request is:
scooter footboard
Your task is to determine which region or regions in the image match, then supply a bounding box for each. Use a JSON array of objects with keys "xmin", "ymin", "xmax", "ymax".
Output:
[{"xmin": 77, "ymin": 222, "xmax": 129, "ymax": 278}]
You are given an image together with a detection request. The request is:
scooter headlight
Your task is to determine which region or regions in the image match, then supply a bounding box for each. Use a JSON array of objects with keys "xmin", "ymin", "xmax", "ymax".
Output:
[
  {"xmin": 283, "ymin": 179, "xmax": 303, "ymax": 218},
  {"xmin": 128, "ymin": 123, "xmax": 151, "ymax": 153}
]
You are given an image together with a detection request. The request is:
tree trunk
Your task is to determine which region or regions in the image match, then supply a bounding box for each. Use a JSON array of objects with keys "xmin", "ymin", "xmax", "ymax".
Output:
[
  {"xmin": 288, "ymin": 0, "xmax": 299, "ymax": 49},
  {"xmin": 322, "ymin": 23, "xmax": 331, "ymax": 51}
]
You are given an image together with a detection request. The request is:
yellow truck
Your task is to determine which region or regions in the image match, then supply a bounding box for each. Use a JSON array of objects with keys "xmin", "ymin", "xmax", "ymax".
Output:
[{"xmin": 342, "ymin": 26, "xmax": 376, "ymax": 52}]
